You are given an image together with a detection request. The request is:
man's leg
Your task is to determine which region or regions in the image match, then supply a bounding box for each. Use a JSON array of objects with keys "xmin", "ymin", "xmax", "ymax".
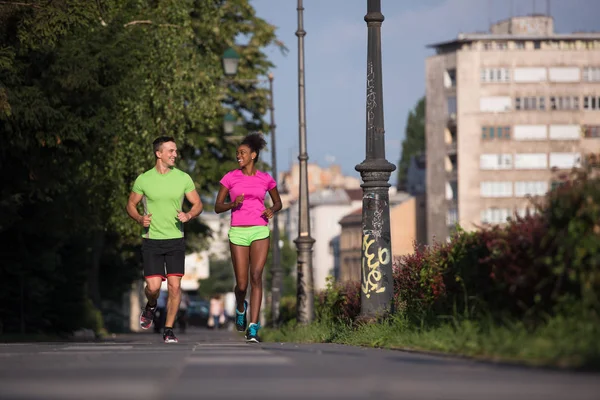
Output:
[
  {"xmin": 145, "ymin": 278, "xmax": 162, "ymax": 306},
  {"xmin": 140, "ymin": 239, "xmax": 166, "ymax": 330},
  {"xmin": 163, "ymin": 238, "xmax": 185, "ymax": 343},
  {"xmin": 165, "ymin": 275, "xmax": 182, "ymax": 329}
]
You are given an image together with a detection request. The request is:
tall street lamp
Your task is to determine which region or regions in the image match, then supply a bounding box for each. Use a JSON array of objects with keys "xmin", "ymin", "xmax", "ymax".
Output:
[
  {"xmin": 294, "ymin": 0, "xmax": 315, "ymax": 324},
  {"xmin": 221, "ymin": 48, "xmax": 283, "ymax": 326},
  {"xmin": 223, "ymin": 112, "xmax": 236, "ymax": 135},
  {"xmin": 355, "ymin": 0, "xmax": 396, "ymax": 318},
  {"xmin": 267, "ymin": 73, "xmax": 284, "ymax": 327},
  {"xmin": 222, "ymin": 47, "xmax": 240, "ymax": 77}
]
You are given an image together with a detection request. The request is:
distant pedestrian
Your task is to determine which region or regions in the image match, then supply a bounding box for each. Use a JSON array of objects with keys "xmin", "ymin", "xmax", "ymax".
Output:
[
  {"xmin": 126, "ymin": 136, "xmax": 203, "ymax": 343},
  {"xmin": 209, "ymin": 294, "xmax": 225, "ymax": 329},
  {"xmin": 214, "ymin": 133, "xmax": 282, "ymax": 343}
]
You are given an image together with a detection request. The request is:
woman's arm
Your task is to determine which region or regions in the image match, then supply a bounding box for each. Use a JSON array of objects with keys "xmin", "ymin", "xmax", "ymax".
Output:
[
  {"xmin": 262, "ymin": 187, "xmax": 283, "ymax": 220},
  {"xmin": 214, "ymin": 184, "xmax": 244, "ymax": 214}
]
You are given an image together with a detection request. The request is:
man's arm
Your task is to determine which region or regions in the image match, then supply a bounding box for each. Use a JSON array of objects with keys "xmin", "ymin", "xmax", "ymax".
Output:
[
  {"xmin": 126, "ymin": 192, "xmax": 143, "ymax": 224},
  {"xmin": 127, "ymin": 192, "xmax": 152, "ymax": 227},
  {"xmin": 178, "ymin": 189, "xmax": 203, "ymax": 223}
]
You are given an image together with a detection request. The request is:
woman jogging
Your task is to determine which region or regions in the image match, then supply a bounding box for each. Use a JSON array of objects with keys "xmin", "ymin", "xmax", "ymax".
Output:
[{"xmin": 214, "ymin": 133, "xmax": 282, "ymax": 343}]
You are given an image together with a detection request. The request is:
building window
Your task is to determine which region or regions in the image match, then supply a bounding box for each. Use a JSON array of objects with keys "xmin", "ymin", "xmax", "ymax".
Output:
[
  {"xmin": 480, "ymin": 96, "xmax": 512, "ymax": 112},
  {"xmin": 515, "ymin": 181, "xmax": 548, "ymax": 197},
  {"xmin": 583, "ymin": 95, "xmax": 600, "ymax": 110},
  {"xmin": 515, "ymin": 96, "xmax": 545, "ymax": 111},
  {"xmin": 444, "ymin": 69, "xmax": 456, "ymax": 88},
  {"xmin": 549, "ymin": 67, "xmax": 581, "ymax": 82},
  {"xmin": 483, "ymin": 42, "xmax": 493, "ymax": 51},
  {"xmin": 515, "ymin": 41, "xmax": 525, "ymax": 49},
  {"xmin": 446, "ymin": 208, "xmax": 458, "ymax": 226},
  {"xmin": 516, "ymin": 207, "xmax": 538, "ymax": 218},
  {"xmin": 549, "ymin": 125, "xmax": 580, "ymax": 140},
  {"xmin": 583, "ymin": 67, "xmax": 600, "ymax": 82},
  {"xmin": 481, "ymin": 68, "xmax": 510, "ymax": 83},
  {"xmin": 513, "ymin": 125, "xmax": 547, "ymax": 140},
  {"xmin": 549, "ymin": 153, "xmax": 581, "ymax": 169},
  {"xmin": 480, "ymin": 181, "xmax": 513, "ymax": 198},
  {"xmin": 481, "ymin": 208, "xmax": 511, "ymax": 224},
  {"xmin": 481, "ymin": 126, "xmax": 510, "ymax": 140},
  {"xmin": 447, "ymin": 96, "xmax": 457, "ymax": 115},
  {"xmin": 514, "ymin": 153, "xmax": 547, "ymax": 170},
  {"xmin": 534, "ymin": 41, "xmax": 541, "ymax": 49},
  {"xmin": 550, "ymin": 96, "xmax": 580, "ymax": 110},
  {"xmin": 480, "ymin": 154, "xmax": 513, "ymax": 170},
  {"xmin": 583, "ymin": 125, "xmax": 600, "ymax": 138}
]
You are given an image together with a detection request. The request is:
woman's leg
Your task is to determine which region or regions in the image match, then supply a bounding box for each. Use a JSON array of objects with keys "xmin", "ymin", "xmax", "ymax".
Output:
[
  {"xmin": 230, "ymin": 242, "xmax": 250, "ymax": 312},
  {"xmin": 248, "ymin": 237, "xmax": 270, "ymax": 324}
]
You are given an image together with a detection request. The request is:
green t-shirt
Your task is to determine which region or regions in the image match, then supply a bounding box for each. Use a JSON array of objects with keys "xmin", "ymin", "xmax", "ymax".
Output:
[{"xmin": 132, "ymin": 167, "xmax": 196, "ymax": 239}]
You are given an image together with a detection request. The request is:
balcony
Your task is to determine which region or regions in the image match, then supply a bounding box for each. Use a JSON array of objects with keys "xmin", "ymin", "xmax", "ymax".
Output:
[
  {"xmin": 447, "ymin": 113, "xmax": 457, "ymax": 129},
  {"xmin": 446, "ymin": 142, "xmax": 457, "ymax": 155},
  {"xmin": 446, "ymin": 169, "xmax": 457, "ymax": 181}
]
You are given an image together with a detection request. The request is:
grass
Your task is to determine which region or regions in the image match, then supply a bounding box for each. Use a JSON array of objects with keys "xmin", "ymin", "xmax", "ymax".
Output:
[{"xmin": 262, "ymin": 311, "xmax": 600, "ymax": 370}]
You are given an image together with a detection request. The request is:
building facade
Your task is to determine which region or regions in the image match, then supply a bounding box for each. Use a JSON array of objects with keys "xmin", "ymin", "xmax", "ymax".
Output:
[
  {"xmin": 426, "ymin": 15, "xmax": 600, "ymax": 243},
  {"xmin": 336, "ymin": 188, "xmax": 426, "ymax": 283}
]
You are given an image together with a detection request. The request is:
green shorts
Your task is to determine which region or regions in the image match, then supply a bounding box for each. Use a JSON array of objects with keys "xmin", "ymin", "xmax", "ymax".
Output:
[{"xmin": 228, "ymin": 226, "xmax": 270, "ymax": 247}]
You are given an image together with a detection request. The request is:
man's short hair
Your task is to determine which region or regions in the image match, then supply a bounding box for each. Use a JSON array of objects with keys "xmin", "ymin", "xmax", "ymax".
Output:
[{"xmin": 153, "ymin": 136, "xmax": 176, "ymax": 156}]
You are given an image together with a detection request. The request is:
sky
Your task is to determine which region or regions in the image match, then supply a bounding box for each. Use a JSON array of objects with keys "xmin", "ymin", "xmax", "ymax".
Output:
[{"xmin": 250, "ymin": 0, "xmax": 600, "ymax": 186}]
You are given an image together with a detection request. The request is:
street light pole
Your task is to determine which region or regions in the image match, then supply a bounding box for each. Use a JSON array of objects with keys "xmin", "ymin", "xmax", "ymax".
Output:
[
  {"xmin": 268, "ymin": 73, "xmax": 283, "ymax": 327},
  {"xmin": 294, "ymin": 0, "xmax": 315, "ymax": 324},
  {"xmin": 355, "ymin": 0, "xmax": 396, "ymax": 318}
]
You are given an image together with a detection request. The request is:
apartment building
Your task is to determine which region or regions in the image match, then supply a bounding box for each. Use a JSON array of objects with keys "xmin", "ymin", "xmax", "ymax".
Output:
[{"xmin": 425, "ymin": 15, "xmax": 600, "ymax": 243}]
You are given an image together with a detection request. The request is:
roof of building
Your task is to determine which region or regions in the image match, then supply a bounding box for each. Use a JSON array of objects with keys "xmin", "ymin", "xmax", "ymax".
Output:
[
  {"xmin": 428, "ymin": 32, "xmax": 600, "ymax": 49},
  {"xmin": 345, "ymin": 188, "xmax": 363, "ymax": 201},
  {"xmin": 339, "ymin": 207, "xmax": 362, "ymax": 226}
]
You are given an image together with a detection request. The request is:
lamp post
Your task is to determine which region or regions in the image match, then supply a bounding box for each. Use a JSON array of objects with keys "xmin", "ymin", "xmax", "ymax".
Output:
[
  {"xmin": 267, "ymin": 73, "xmax": 283, "ymax": 327},
  {"xmin": 294, "ymin": 0, "xmax": 315, "ymax": 324},
  {"xmin": 355, "ymin": 0, "xmax": 396, "ymax": 318},
  {"xmin": 221, "ymin": 48, "xmax": 283, "ymax": 326},
  {"xmin": 223, "ymin": 112, "xmax": 236, "ymax": 135},
  {"xmin": 222, "ymin": 47, "xmax": 240, "ymax": 77}
]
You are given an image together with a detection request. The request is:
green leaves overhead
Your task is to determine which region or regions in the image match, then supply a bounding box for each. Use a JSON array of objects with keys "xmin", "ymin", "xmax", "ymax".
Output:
[{"xmin": 0, "ymin": 0, "xmax": 282, "ymax": 333}]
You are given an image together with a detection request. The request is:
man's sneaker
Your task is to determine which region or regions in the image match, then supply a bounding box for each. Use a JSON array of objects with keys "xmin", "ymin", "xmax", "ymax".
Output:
[
  {"xmin": 235, "ymin": 300, "xmax": 248, "ymax": 332},
  {"xmin": 139, "ymin": 302, "xmax": 157, "ymax": 330},
  {"xmin": 163, "ymin": 328, "xmax": 178, "ymax": 344},
  {"xmin": 245, "ymin": 322, "xmax": 261, "ymax": 343}
]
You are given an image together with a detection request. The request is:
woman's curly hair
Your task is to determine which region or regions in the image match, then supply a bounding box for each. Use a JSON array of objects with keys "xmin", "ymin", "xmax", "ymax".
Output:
[{"xmin": 240, "ymin": 133, "xmax": 267, "ymax": 160}]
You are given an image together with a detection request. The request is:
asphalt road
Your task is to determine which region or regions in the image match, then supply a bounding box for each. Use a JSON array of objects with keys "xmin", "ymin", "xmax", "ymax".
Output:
[{"xmin": 0, "ymin": 327, "xmax": 599, "ymax": 400}]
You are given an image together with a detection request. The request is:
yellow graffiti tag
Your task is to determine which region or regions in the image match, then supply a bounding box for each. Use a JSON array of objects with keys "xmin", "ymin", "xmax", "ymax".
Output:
[{"xmin": 361, "ymin": 234, "xmax": 391, "ymax": 298}]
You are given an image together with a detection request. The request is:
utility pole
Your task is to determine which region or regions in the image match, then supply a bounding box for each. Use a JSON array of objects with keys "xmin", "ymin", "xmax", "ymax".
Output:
[
  {"xmin": 294, "ymin": 0, "xmax": 315, "ymax": 324},
  {"xmin": 355, "ymin": 0, "xmax": 396, "ymax": 318},
  {"xmin": 268, "ymin": 73, "xmax": 283, "ymax": 327}
]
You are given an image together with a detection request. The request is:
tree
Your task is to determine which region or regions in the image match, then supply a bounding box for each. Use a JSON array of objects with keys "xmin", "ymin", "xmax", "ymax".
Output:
[
  {"xmin": 397, "ymin": 97, "xmax": 425, "ymax": 190},
  {"xmin": 0, "ymin": 0, "xmax": 283, "ymax": 334}
]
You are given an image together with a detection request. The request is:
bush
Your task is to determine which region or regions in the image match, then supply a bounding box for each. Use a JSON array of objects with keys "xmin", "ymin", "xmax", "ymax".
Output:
[
  {"xmin": 316, "ymin": 277, "xmax": 361, "ymax": 323},
  {"xmin": 312, "ymin": 166, "xmax": 600, "ymax": 327},
  {"xmin": 391, "ymin": 166, "xmax": 600, "ymax": 324}
]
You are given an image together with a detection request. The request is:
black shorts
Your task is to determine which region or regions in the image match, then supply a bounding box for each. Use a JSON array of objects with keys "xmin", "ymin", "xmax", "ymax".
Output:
[{"xmin": 142, "ymin": 238, "xmax": 185, "ymax": 280}]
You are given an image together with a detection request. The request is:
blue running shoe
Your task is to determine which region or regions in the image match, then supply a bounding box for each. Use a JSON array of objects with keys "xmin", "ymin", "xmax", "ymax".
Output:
[
  {"xmin": 235, "ymin": 300, "xmax": 248, "ymax": 332},
  {"xmin": 245, "ymin": 322, "xmax": 261, "ymax": 343}
]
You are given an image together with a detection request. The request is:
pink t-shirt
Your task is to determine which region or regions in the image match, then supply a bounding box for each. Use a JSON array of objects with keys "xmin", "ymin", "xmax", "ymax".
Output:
[{"xmin": 220, "ymin": 169, "xmax": 277, "ymax": 226}]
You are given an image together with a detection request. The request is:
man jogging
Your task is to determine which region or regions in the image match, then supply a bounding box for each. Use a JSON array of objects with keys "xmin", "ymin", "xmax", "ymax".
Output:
[{"xmin": 126, "ymin": 136, "xmax": 203, "ymax": 343}]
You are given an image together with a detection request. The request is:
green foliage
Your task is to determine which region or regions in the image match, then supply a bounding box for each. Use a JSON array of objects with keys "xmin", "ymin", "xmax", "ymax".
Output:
[
  {"xmin": 274, "ymin": 166, "xmax": 600, "ymax": 368},
  {"xmin": 265, "ymin": 233, "xmax": 297, "ymax": 297},
  {"xmin": 396, "ymin": 96, "xmax": 425, "ymax": 189},
  {"xmin": 542, "ymin": 167, "xmax": 600, "ymax": 309},
  {"xmin": 0, "ymin": 0, "xmax": 281, "ymax": 334}
]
